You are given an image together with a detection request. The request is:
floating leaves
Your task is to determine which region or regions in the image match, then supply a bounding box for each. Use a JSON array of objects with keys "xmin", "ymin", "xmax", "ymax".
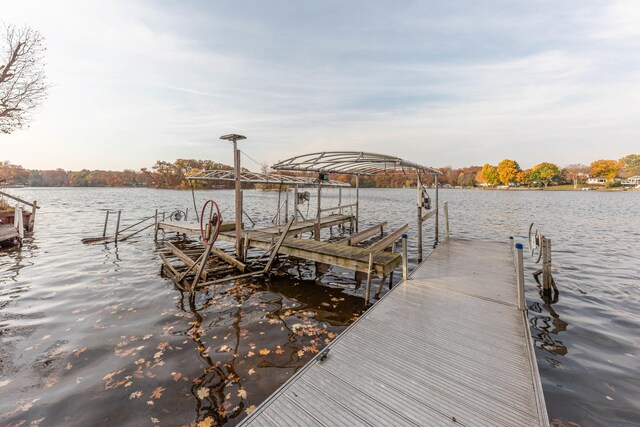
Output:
[
  {"xmin": 196, "ymin": 387, "xmax": 210, "ymax": 400},
  {"xmin": 72, "ymin": 347, "xmax": 87, "ymax": 357},
  {"xmin": 150, "ymin": 386, "xmax": 165, "ymax": 399},
  {"xmin": 258, "ymin": 348, "xmax": 270, "ymax": 356},
  {"xmin": 198, "ymin": 417, "xmax": 213, "ymax": 427},
  {"xmin": 237, "ymin": 388, "xmax": 247, "ymax": 399},
  {"xmin": 0, "ymin": 379, "xmax": 12, "ymax": 388},
  {"xmin": 245, "ymin": 405, "xmax": 256, "ymax": 415},
  {"xmin": 129, "ymin": 391, "xmax": 142, "ymax": 399}
]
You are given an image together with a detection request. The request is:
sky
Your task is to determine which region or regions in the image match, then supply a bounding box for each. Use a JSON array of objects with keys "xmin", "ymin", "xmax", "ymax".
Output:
[{"xmin": 1, "ymin": 0, "xmax": 639, "ymax": 171}]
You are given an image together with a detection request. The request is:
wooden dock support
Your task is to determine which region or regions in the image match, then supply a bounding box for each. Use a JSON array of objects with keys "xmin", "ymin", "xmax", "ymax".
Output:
[
  {"xmin": 355, "ymin": 174, "xmax": 360, "ymax": 232},
  {"xmin": 114, "ymin": 210, "xmax": 122, "ymax": 242},
  {"xmin": 434, "ymin": 173, "xmax": 439, "ymax": 245},
  {"xmin": 102, "ymin": 210, "xmax": 110, "ymax": 238},
  {"xmin": 417, "ymin": 174, "xmax": 423, "ymax": 262},
  {"xmin": 29, "ymin": 201, "xmax": 37, "ymax": 232}
]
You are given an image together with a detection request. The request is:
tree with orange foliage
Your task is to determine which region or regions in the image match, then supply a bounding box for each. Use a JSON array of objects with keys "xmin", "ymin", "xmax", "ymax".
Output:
[
  {"xmin": 590, "ymin": 160, "xmax": 620, "ymax": 180},
  {"xmin": 497, "ymin": 159, "xmax": 521, "ymax": 186}
]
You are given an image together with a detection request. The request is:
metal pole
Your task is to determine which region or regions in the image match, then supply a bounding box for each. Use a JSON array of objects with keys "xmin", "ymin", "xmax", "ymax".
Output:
[
  {"xmin": 417, "ymin": 174, "xmax": 423, "ymax": 262},
  {"xmin": 434, "ymin": 174, "xmax": 439, "ymax": 245},
  {"xmin": 293, "ymin": 184, "xmax": 299, "ymax": 222},
  {"xmin": 185, "ymin": 208, "xmax": 188, "ymax": 221},
  {"xmin": 102, "ymin": 210, "xmax": 110, "ymax": 238},
  {"xmin": 315, "ymin": 183, "xmax": 321, "ymax": 241},
  {"xmin": 285, "ymin": 188, "xmax": 289, "ymax": 223},
  {"xmin": 543, "ymin": 237, "xmax": 552, "ymax": 294},
  {"xmin": 355, "ymin": 174, "xmax": 360, "ymax": 232},
  {"xmin": 114, "ymin": 210, "xmax": 122, "ymax": 241},
  {"xmin": 515, "ymin": 243, "xmax": 526, "ymax": 311},
  {"xmin": 444, "ymin": 201, "xmax": 449, "ymax": 240},
  {"xmin": 338, "ymin": 187, "xmax": 342, "ymax": 215},
  {"xmin": 364, "ymin": 252, "xmax": 374, "ymax": 306},
  {"xmin": 235, "ymin": 146, "xmax": 243, "ymax": 260},
  {"xmin": 402, "ymin": 234, "xmax": 408, "ymax": 281}
]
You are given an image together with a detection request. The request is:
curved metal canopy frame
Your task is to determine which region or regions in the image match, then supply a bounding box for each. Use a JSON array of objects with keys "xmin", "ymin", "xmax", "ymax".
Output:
[
  {"xmin": 271, "ymin": 151, "xmax": 441, "ymax": 175},
  {"xmin": 187, "ymin": 169, "xmax": 350, "ymax": 187}
]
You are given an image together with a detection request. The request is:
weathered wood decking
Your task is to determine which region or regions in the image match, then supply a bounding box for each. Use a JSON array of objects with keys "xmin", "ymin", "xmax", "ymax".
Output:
[
  {"xmin": 158, "ymin": 214, "xmax": 401, "ymax": 276},
  {"xmin": 0, "ymin": 224, "xmax": 19, "ymax": 244},
  {"xmin": 241, "ymin": 237, "xmax": 549, "ymax": 427}
]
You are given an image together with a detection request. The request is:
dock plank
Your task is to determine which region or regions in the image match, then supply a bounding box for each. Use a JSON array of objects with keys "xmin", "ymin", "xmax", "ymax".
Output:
[{"xmin": 241, "ymin": 238, "xmax": 549, "ymax": 427}]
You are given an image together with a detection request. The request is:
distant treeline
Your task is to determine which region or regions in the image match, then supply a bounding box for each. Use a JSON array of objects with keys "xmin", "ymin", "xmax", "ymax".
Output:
[{"xmin": 1, "ymin": 154, "xmax": 638, "ymax": 189}]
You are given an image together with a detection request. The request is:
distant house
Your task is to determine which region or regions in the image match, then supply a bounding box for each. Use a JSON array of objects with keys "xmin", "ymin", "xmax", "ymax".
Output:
[
  {"xmin": 620, "ymin": 176, "xmax": 640, "ymax": 186},
  {"xmin": 586, "ymin": 177, "xmax": 606, "ymax": 185}
]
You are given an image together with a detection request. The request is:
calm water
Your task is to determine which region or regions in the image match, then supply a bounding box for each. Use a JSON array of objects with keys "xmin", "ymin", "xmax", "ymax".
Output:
[{"xmin": 1, "ymin": 187, "xmax": 639, "ymax": 426}]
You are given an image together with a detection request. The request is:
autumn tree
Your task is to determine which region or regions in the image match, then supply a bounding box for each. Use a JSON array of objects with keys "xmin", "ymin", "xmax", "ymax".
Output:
[
  {"xmin": 530, "ymin": 162, "xmax": 561, "ymax": 188},
  {"xmin": 516, "ymin": 169, "xmax": 532, "ymax": 185},
  {"xmin": 497, "ymin": 159, "xmax": 521, "ymax": 186},
  {"xmin": 0, "ymin": 25, "xmax": 49, "ymax": 134},
  {"xmin": 477, "ymin": 164, "xmax": 499, "ymax": 185},
  {"xmin": 590, "ymin": 159, "xmax": 620, "ymax": 180},
  {"xmin": 618, "ymin": 154, "xmax": 640, "ymax": 177}
]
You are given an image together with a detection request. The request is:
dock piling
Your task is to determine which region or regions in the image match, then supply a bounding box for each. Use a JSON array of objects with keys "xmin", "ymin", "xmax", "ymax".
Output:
[
  {"xmin": 364, "ymin": 252, "xmax": 374, "ymax": 305},
  {"xmin": 114, "ymin": 210, "xmax": 122, "ymax": 241},
  {"xmin": 515, "ymin": 242, "xmax": 526, "ymax": 311},
  {"xmin": 444, "ymin": 202, "xmax": 449, "ymax": 240},
  {"xmin": 402, "ymin": 233, "xmax": 408, "ymax": 281},
  {"xmin": 102, "ymin": 210, "xmax": 110, "ymax": 238}
]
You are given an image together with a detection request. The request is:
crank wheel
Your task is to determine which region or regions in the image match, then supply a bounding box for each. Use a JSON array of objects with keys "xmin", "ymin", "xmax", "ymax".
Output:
[{"xmin": 200, "ymin": 200, "xmax": 222, "ymax": 245}]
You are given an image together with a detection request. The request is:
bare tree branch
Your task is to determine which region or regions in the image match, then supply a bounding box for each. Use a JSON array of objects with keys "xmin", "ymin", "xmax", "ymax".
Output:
[{"xmin": 0, "ymin": 24, "xmax": 49, "ymax": 134}]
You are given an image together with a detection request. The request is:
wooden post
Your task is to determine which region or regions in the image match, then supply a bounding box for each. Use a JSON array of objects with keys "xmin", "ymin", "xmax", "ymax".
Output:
[
  {"xmin": 314, "ymin": 183, "xmax": 321, "ymax": 241},
  {"xmin": 114, "ymin": 210, "xmax": 122, "ymax": 241},
  {"xmin": 402, "ymin": 233, "xmax": 408, "ymax": 280},
  {"xmin": 417, "ymin": 174, "xmax": 423, "ymax": 262},
  {"xmin": 338, "ymin": 187, "xmax": 342, "ymax": 215},
  {"xmin": 444, "ymin": 202, "xmax": 450, "ymax": 240},
  {"xmin": 434, "ymin": 174, "xmax": 439, "ymax": 245},
  {"xmin": 185, "ymin": 208, "xmax": 188, "ymax": 220},
  {"xmin": 276, "ymin": 185, "xmax": 282, "ymax": 225},
  {"xmin": 153, "ymin": 209, "xmax": 159, "ymax": 241},
  {"xmin": 515, "ymin": 243, "xmax": 526, "ymax": 311},
  {"xmin": 364, "ymin": 252, "xmax": 374, "ymax": 306},
  {"xmin": 355, "ymin": 174, "xmax": 360, "ymax": 232},
  {"xmin": 29, "ymin": 201, "xmax": 37, "ymax": 232},
  {"xmin": 102, "ymin": 210, "xmax": 110, "ymax": 238},
  {"xmin": 264, "ymin": 216, "xmax": 296, "ymax": 274}
]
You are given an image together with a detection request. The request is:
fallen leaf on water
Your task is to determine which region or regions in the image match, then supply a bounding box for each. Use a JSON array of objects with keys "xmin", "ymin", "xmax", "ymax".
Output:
[
  {"xmin": 327, "ymin": 332, "xmax": 336, "ymax": 339},
  {"xmin": 172, "ymin": 372, "xmax": 183, "ymax": 382},
  {"xmin": 237, "ymin": 388, "xmax": 247, "ymax": 399},
  {"xmin": 41, "ymin": 335, "xmax": 51, "ymax": 340},
  {"xmin": 102, "ymin": 369, "xmax": 125, "ymax": 381},
  {"xmin": 297, "ymin": 350, "xmax": 304, "ymax": 357},
  {"xmin": 198, "ymin": 417, "xmax": 213, "ymax": 427},
  {"xmin": 259, "ymin": 349, "xmax": 270, "ymax": 355},
  {"xmin": 73, "ymin": 347, "xmax": 87, "ymax": 357},
  {"xmin": 248, "ymin": 368, "xmax": 255, "ymax": 375},
  {"xmin": 0, "ymin": 379, "xmax": 12, "ymax": 388},
  {"xmin": 157, "ymin": 342, "xmax": 169, "ymax": 350},
  {"xmin": 151, "ymin": 417, "xmax": 159, "ymax": 424},
  {"xmin": 275, "ymin": 349, "xmax": 285, "ymax": 355},
  {"xmin": 65, "ymin": 363, "xmax": 72, "ymax": 371},
  {"xmin": 246, "ymin": 405, "xmax": 256, "ymax": 415},
  {"xmin": 129, "ymin": 391, "xmax": 142, "ymax": 399},
  {"xmin": 146, "ymin": 400, "xmax": 154, "ymax": 406},
  {"xmin": 219, "ymin": 345, "xmax": 230, "ymax": 352},
  {"xmin": 31, "ymin": 417, "xmax": 46, "ymax": 425},
  {"xmin": 143, "ymin": 334, "xmax": 152, "ymax": 340},
  {"xmin": 151, "ymin": 387, "xmax": 165, "ymax": 399},
  {"xmin": 197, "ymin": 387, "xmax": 210, "ymax": 400}
]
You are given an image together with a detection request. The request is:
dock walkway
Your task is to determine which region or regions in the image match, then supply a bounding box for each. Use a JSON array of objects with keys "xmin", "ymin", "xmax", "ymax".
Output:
[{"xmin": 241, "ymin": 237, "xmax": 549, "ymax": 426}]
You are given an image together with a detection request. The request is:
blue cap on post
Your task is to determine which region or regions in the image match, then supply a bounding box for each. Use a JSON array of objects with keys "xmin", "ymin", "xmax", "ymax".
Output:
[
  {"xmin": 515, "ymin": 243, "xmax": 523, "ymax": 249},
  {"xmin": 402, "ymin": 234, "xmax": 407, "ymax": 238},
  {"xmin": 509, "ymin": 236, "xmax": 513, "ymax": 240}
]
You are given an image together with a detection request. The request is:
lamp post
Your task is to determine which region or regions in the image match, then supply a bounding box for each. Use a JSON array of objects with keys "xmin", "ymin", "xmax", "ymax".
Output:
[{"xmin": 220, "ymin": 133, "xmax": 246, "ymax": 260}]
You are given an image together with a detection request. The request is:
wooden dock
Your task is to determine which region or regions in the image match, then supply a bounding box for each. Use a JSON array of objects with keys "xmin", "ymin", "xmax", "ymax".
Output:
[
  {"xmin": 241, "ymin": 237, "xmax": 549, "ymax": 426},
  {"xmin": 0, "ymin": 224, "xmax": 19, "ymax": 245}
]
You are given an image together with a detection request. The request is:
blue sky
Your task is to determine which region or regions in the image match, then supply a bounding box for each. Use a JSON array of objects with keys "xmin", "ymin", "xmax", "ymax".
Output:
[{"xmin": 2, "ymin": 0, "xmax": 639, "ymax": 170}]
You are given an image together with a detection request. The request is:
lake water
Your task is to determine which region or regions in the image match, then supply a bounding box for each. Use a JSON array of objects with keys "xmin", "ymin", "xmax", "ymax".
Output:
[{"xmin": 1, "ymin": 187, "xmax": 639, "ymax": 426}]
